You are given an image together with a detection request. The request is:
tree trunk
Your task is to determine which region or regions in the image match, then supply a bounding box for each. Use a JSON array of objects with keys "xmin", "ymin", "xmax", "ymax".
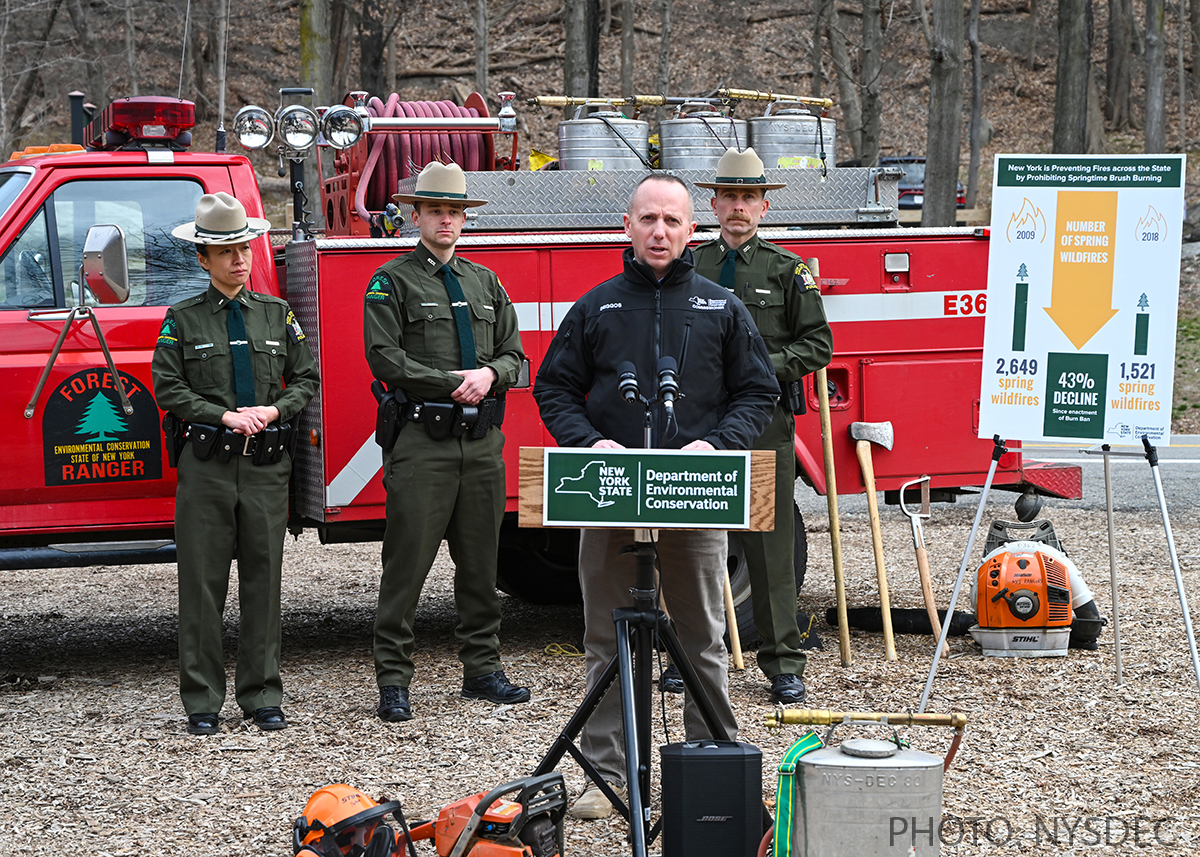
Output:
[
  {"xmin": 826, "ymin": 3, "xmax": 862, "ymax": 159},
  {"xmin": 331, "ymin": 0, "xmax": 352, "ymax": 100},
  {"xmin": 923, "ymin": 0, "xmax": 963, "ymax": 227},
  {"xmin": 358, "ymin": 0, "xmax": 389, "ymax": 99},
  {"xmin": 1052, "ymin": 0, "xmax": 1091, "ymax": 153},
  {"xmin": 966, "ymin": 0, "xmax": 982, "ymax": 209},
  {"xmin": 621, "ymin": 0, "xmax": 634, "ymax": 98},
  {"xmin": 914, "ymin": 0, "xmax": 931, "ymax": 49},
  {"xmin": 1086, "ymin": 69, "xmax": 1107, "ymax": 153},
  {"xmin": 563, "ymin": 0, "xmax": 588, "ymax": 110},
  {"xmin": 125, "ymin": 0, "xmax": 138, "ymax": 96},
  {"xmin": 1191, "ymin": 0, "xmax": 1200, "ymax": 91},
  {"xmin": 1145, "ymin": 0, "xmax": 1166, "ymax": 152},
  {"xmin": 1177, "ymin": 0, "xmax": 1186, "ymax": 152},
  {"xmin": 214, "ymin": 0, "xmax": 229, "ymax": 126},
  {"xmin": 473, "ymin": 0, "xmax": 488, "ymax": 97},
  {"xmin": 655, "ymin": 0, "xmax": 672, "ymax": 120},
  {"xmin": 1026, "ymin": 0, "xmax": 1038, "ymax": 68},
  {"xmin": 1107, "ymin": 0, "xmax": 1134, "ymax": 129},
  {"xmin": 587, "ymin": 0, "xmax": 600, "ymax": 97},
  {"xmin": 66, "ymin": 0, "xmax": 107, "ymax": 107},
  {"xmin": 812, "ymin": 0, "xmax": 826, "ymax": 98},
  {"xmin": 859, "ymin": 0, "xmax": 882, "ymax": 166}
]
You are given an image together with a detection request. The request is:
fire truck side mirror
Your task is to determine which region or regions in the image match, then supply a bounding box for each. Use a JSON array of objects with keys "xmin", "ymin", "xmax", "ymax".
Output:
[{"xmin": 80, "ymin": 224, "xmax": 130, "ymax": 305}]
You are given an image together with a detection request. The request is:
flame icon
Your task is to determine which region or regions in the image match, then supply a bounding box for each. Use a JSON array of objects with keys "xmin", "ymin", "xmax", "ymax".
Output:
[
  {"xmin": 1134, "ymin": 206, "xmax": 1168, "ymax": 242},
  {"xmin": 1006, "ymin": 198, "xmax": 1047, "ymax": 243}
]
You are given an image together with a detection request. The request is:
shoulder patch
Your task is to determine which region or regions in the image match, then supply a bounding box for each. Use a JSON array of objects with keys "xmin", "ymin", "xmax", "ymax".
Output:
[
  {"xmin": 365, "ymin": 273, "xmax": 392, "ymax": 304},
  {"xmin": 156, "ymin": 314, "xmax": 179, "ymax": 349},
  {"xmin": 795, "ymin": 263, "xmax": 818, "ymax": 290},
  {"xmin": 285, "ymin": 309, "xmax": 306, "ymax": 343}
]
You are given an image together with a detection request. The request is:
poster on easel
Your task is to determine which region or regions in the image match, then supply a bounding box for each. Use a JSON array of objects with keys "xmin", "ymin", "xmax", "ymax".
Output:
[{"xmin": 978, "ymin": 154, "xmax": 1185, "ymax": 446}]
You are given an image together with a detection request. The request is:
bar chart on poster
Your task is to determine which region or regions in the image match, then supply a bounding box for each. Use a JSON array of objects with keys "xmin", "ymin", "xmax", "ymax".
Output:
[{"xmin": 978, "ymin": 154, "xmax": 1185, "ymax": 445}]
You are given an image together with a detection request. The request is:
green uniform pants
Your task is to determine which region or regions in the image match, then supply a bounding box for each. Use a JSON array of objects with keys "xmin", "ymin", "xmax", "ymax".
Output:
[
  {"xmin": 175, "ymin": 444, "xmax": 290, "ymax": 715},
  {"xmin": 739, "ymin": 404, "xmax": 807, "ymax": 678},
  {"xmin": 375, "ymin": 426, "xmax": 506, "ymax": 688}
]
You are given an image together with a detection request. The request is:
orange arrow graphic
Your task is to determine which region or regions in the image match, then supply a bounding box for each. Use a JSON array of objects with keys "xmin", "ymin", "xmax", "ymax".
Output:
[{"xmin": 1045, "ymin": 190, "xmax": 1119, "ymax": 350}]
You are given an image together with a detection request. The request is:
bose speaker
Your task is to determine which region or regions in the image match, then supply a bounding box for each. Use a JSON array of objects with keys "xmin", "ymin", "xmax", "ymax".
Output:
[{"xmin": 660, "ymin": 740, "xmax": 763, "ymax": 857}]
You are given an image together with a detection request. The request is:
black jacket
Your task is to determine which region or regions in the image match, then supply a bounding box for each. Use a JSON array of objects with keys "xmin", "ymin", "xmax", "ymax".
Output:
[{"xmin": 534, "ymin": 248, "xmax": 780, "ymax": 450}]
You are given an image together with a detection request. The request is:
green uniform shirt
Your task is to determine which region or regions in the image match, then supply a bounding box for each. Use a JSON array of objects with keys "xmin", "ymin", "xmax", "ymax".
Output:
[
  {"xmin": 693, "ymin": 233, "xmax": 832, "ymax": 382},
  {"xmin": 152, "ymin": 284, "xmax": 320, "ymax": 424},
  {"xmin": 363, "ymin": 241, "xmax": 525, "ymax": 398}
]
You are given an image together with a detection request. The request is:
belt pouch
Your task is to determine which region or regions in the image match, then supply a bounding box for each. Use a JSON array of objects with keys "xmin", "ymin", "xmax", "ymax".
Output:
[
  {"xmin": 253, "ymin": 424, "xmax": 282, "ymax": 465},
  {"xmin": 452, "ymin": 404, "xmax": 478, "ymax": 437},
  {"xmin": 422, "ymin": 402, "xmax": 455, "ymax": 440},
  {"xmin": 188, "ymin": 423, "xmax": 221, "ymax": 461},
  {"xmin": 786, "ymin": 378, "xmax": 806, "ymax": 415},
  {"xmin": 283, "ymin": 421, "xmax": 299, "ymax": 458},
  {"xmin": 163, "ymin": 412, "xmax": 186, "ymax": 468},
  {"xmin": 469, "ymin": 397, "xmax": 495, "ymax": 440},
  {"xmin": 215, "ymin": 429, "xmax": 238, "ymax": 463}
]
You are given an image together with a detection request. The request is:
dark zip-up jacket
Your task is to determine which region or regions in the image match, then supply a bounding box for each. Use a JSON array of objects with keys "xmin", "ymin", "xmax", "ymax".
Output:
[{"xmin": 533, "ymin": 247, "xmax": 779, "ymax": 450}]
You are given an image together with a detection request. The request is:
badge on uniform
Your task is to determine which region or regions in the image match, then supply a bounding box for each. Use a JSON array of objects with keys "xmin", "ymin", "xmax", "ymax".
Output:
[
  {"xmin": 286, "ymin": 309, "xmax": 306, "ymax": 343},
  {"xmin": 156, "ymin": 314, "xmax": 179, "ymax": 349},
  {"xmin": 365, "ymin": 273, "xmax": 392, "ymax": 304},
  {"xmin": 795, "ymin": 263, "xmax": 818, "ymax": 290}
]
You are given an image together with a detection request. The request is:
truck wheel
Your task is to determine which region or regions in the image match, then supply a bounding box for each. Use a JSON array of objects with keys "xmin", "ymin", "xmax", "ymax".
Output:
[
  {"xmin": 496, "ymin": 526, "xmax": 582, "ymax": 605},
  {"xmin": 724, "ymin": 504, "xmax": 808, "ymax": 649}
]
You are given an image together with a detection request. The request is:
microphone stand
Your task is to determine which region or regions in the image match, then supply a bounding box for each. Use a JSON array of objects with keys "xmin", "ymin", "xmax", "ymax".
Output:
[{"xmin": 533, "ymin": 364, "xmax": 732, "ymax": 857}]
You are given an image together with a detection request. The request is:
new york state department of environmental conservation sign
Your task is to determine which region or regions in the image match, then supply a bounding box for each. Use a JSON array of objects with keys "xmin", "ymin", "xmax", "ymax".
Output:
[{"xmin": 542, "ymin": 448, "xmax": 751, "ymax": 529}]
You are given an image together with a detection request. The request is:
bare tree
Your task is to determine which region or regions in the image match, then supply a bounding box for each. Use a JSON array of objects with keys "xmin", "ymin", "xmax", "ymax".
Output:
[
  {"xmin": 621, "ymin": 0, "xmax": 634, "ymax": 98},
  {"xmin": 332, "ymin": 0, "xmax": 353, "ymax": 100},
  {"xmin": 301, "ymin": 0, "xmax": 333, "ymax": 107},
  {"xmin": 966, "ymin": 0, "xmax": 982, "ymax": 208},
  {"xmin": 1145, "ymin": 0, "xmax": 1166, "ymax": 152},
  {"xmin": 1052, "ymin": 0, "xmax": 1091, "ymax": 153},
  {"xmin": 826, "ymin": 3, "xmax": 862, "ymax": 159},
  {"xmin": 587, "ymin": 0, "xmax": 600, "ymax": 97},
  {"xmin": 66, "ymin": 0, "xmax": 107, "ymax": 108},
  {"xmin": 812, "ymin": 0, "xmax": 826, "ymax": 98},
  {"xmin": 358, "ymin": 0, "xmax": 405, "ymax": 98},
  {"xmin": 1026, "ymin": 0, "xmax": 1038, "ymax": 68},
  {"xmin": 859, "ymin": 0, "xmax": 882, "ymax": 166},
  {"xmin": 1192, "ymin": 0, "xmax": 1200, "ymax": 91},
  {"xmin": 563, "ymin": 0, "xmax": 587, "ymax": 103},
  {"xmin": 656, "ymin": 0, "xmax": 671, "ymax": 99},
  {"xmin": 125, "ymin": 0, "xmax": 138, "ymax": 96},
  {"xmin": 914, "ymin": 0, "xmax": 931, "ymax": 48},
  {"xmin": 923, "ymin": 0, "xmax": 963, "ymax": 227},
  {"xmin": 1107, "ymin": 0, "xmax": 1135, "ymax": 129},
  {"xmin": 473, "ymin": 0, "xmax": 488, "ymax": 97}
]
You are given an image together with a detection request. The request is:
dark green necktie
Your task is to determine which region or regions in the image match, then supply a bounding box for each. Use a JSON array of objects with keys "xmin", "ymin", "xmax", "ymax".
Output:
[
  {"xmin": 719, "ymin": 248, "xmax": 739, "ymax": 290},
  {"xmin": 227, "ymin": 299, "xmax": 256, "ymax": 408},
  {"xmin": 439, "ymin": 263, "xmax": 477, "ymax": 370}
]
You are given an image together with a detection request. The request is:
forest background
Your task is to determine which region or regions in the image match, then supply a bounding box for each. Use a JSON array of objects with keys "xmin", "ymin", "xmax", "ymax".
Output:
[{"xmin": 4, "ymin": 0, "xmax": 1200, "ymax": 425}]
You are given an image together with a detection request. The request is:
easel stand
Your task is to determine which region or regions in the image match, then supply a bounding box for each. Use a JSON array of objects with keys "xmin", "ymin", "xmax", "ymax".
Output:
[{"xmin": 1082, "ymin": 438, "xmax": 1200, "ymax": 692}]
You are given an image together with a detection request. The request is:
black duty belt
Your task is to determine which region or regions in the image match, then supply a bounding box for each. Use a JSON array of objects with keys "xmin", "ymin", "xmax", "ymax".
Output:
[
  {"xmin": 402, "ymin": 395, "xmax": 504, "ymax": 441},
  {"xmin": 184, "ymin": 421, "xmax": 297, "ymax": 465}
]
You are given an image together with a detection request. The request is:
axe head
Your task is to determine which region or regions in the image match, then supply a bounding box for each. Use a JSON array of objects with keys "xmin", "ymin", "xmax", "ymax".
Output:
[{"xmin": 849, "ymin": 420, "xmax": 894, "ymax": 451}]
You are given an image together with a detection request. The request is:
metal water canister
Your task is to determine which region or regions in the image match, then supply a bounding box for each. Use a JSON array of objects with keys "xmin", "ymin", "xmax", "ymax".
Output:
[
  {"xmin": 557, "ymin": 111, "xmax": 649, "ymax": 170},
  {"xmin": 749, "ymin": 103, "xmax": 837, "ymax": 169},
  {"xmin": 792, "ymin": 738, "xmax": 943, "ymax": 856},
  {"xmin": 659, "ymin": 110, "xmax": 748, "ymax": 171}
]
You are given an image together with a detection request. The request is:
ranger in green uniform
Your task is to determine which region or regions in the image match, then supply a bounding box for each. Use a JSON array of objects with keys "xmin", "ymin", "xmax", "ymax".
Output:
[
  {"xmin": 693, "ymin": 148, "xmax": 833, "ymax": 705},
  {"xmin": 152, "ymin": 193, "xmax": 319, "ymax": 735},
  {"xmin": 363, "ymin": 162, "xmax": 529, "ymax": 722}
]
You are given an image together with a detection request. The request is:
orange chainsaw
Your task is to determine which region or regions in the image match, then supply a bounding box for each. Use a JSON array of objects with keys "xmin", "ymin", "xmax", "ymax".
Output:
[{"xmin": 294, "ymin": 774, "xmax": 566, "ymax": 857}]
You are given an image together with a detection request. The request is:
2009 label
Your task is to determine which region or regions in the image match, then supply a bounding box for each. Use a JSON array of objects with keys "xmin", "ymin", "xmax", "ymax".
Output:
[{"xmin": 944, "ymin": 293, "xmax": 987, "ymax": 315}]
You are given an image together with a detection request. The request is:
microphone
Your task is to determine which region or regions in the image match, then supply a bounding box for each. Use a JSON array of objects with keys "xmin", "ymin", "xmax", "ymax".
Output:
[
  {"xmin": 657, "ymin": 356, "xmax": 679, "ymax": 413},
  {"xmin": 618, "ymin": 361, "xmax": 640, "ymax": 404}
]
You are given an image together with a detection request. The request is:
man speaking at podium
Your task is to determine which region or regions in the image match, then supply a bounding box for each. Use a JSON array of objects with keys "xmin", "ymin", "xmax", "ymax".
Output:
[{"xmin": 533, "ymin": 174, "xmax": 779, "ymax": 820}]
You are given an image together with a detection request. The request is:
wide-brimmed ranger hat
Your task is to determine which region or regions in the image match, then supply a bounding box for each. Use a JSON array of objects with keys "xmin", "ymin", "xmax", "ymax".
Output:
[
  {"xmin": 694, "ymin": 147, "xmax": 787, "ymax": 191},
  {"xmin": 172, "ymin": 192, "xmax": 271, "ymax": 244},
  {"xmin": 393, "ymin": 161, "xmax": 488, "ymax": 207}
]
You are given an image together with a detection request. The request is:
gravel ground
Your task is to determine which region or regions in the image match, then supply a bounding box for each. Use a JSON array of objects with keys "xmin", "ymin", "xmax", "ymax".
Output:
[{"xmin": 3, "ymin": 500, "xmax": 1200, "ymax": 856}]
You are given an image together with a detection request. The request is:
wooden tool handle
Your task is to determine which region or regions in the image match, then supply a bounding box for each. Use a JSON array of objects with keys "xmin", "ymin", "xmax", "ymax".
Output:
[
  {"xmin": 856, "ymin": 440, "xmax": 896, "ymax": 661},
  {"xmin": 815, "ymin": 365, "xmax": 851, "ymax": 667},
  {"xmin": 915, "ymin": 544, "xmax": 948, "ymax": 657},
  {"xmin": 723, "ymin": 570, "xmax": 745, "ymax": 670}
]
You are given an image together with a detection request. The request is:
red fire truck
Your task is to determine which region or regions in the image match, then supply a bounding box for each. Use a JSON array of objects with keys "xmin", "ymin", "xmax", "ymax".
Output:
[{"xmin": 0, "ymin": 94, "xmax": 1080, "ymax": 640}]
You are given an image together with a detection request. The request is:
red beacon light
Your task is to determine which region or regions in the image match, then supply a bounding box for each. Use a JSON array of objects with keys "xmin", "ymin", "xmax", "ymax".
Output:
[{"xmin": 85, "ymin": 96, "xmax": 196, "ymax": 151}]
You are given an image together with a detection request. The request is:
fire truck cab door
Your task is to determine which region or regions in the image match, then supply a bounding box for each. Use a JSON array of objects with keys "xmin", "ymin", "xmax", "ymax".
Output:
[{"xmin": 0, "ymin": 173, "xmax": 209, "ymax": 537}]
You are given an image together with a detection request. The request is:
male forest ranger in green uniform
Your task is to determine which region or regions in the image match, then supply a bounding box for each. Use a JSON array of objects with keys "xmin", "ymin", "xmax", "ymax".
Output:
[
  {"xmin": 153, "ymin": 193, "xmax": 319, "ymax": 735},
  {"xmin": 693, "ymin": 148, "xmax": 833, "ymax": 705},
  {"xmin": 363, "ymin": 162, "xmax": 530, "ymax": 722}
]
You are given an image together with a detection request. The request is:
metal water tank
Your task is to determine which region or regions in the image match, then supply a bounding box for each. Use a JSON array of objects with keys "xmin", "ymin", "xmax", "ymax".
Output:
[
  {"xmin": 557, "ymin": 111, "xmax": 649, "ymax": 171},
  {"xmin": 659, "ymin": 110, "xmax": 748, "ymax": 171},
  {"xmin": 749, "ymin": 104, "xmax": 837, "ymax": 169},
  {"xmin": 791, "ymin": 738, "xmax": 943, "ymax": 856}
]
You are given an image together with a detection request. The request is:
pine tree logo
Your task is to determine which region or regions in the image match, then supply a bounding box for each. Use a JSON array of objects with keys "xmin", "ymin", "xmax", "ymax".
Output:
[{"xmin": 75, "ymin": 391, "xmax": 128, "ymax": 442}]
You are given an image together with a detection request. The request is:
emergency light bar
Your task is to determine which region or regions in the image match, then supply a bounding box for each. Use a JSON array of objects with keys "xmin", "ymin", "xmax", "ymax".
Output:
[{"xmin": 85, "ymin": 96, "xmax": 195, "ymax": 150}]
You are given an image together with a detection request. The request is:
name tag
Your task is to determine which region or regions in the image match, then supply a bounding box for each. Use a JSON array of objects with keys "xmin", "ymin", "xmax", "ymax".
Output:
[
  {"xmin": 421, "ymin": 302, "xmax": 438, "ymax": 307},
  {"xmin": 195, "ymin": 342, "xmax": 214, "ymax": 349},
  {"xmin": 483, "ymin": 304, "xmax": 494, "ymax": 310},
  {"xmin": 755, "ymin": 289, "xmax": 771, "ymax": 294},
  {"xmin": 265, "ymin": 340, "xmax": 280, "ymax": 346}
]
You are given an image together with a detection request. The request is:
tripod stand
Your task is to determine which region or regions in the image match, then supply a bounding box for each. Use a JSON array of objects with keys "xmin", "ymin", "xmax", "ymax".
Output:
[{"xmin": 532, "ymin": 370, "xmax": 740, "ymax": 857}]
